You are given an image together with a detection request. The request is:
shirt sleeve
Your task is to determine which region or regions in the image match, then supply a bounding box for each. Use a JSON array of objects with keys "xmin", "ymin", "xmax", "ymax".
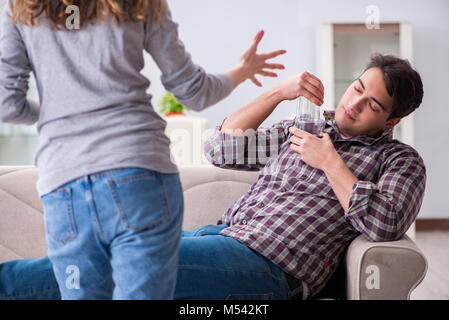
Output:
[
  {"xmin": 143, "ymin": 2, "xmax": 233, "ymax": 111},
  {"xmin": 345, "ymin": 148, "xmax": 426, "ymax": 242},
  {"xmin": 204, "ymin": 119, "xmax": 293, "ymax": 171},
  {"xmin": 0, "ymin": 4, "xmax": 39, "ymax": 125}
]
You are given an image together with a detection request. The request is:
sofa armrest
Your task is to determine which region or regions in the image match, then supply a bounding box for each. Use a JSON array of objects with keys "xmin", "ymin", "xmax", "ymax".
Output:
[{"xmin": 345, "ymin": 234, "xmax": 427, "ymax": 300}]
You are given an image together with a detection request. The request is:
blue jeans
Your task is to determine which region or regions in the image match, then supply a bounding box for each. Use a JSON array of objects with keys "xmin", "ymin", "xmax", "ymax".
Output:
[
  {"xmin": 177, "ymin": 224, "xmax": 298, "ymax": 299},
  {"xmin": 0, "ymin": 225, "xmax": 301, "ymax": 300},
  {"xmin": 38, "ymin": 167, "xmax": 183, "ymax": 299}
]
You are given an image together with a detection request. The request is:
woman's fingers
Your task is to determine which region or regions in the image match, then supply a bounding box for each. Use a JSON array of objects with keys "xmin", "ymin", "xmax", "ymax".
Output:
[
  {"xmin": 239, "ymin": 30, "xmax": 288, "ymax": 87},
  {"xmin": 250, "ymin": 75, "xmax": 263, "ymax": 87},
  {"xmin": 263, "ymin": 63, "xmax": 285, "ymax": 70},
  {"xmin": 261, "ymin": 49, "xmax": 287, "ymax": 60},
  {"xmin": 257, "ymin": 70, "xmax": 278, "ymax": 77},
  {"xmin": 249, "ymin": 30, "xmax": 265, "ymax": 52}
]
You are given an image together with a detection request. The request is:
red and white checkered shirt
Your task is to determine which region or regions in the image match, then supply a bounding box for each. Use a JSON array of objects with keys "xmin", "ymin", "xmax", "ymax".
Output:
[{"xmin": 204, "ymin": 110, "xmax": 426, "ymax": 298}]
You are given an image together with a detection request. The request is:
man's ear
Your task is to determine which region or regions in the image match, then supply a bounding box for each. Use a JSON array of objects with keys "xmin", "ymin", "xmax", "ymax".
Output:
[{"xmin": 384, "ymin": 117, "xmax": 401, "ymax": 131}]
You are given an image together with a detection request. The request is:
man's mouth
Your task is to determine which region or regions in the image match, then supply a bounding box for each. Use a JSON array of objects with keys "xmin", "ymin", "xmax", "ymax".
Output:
[{"xmin": 344, "ymin": 108, "xmax": 355, "ymax": 120}]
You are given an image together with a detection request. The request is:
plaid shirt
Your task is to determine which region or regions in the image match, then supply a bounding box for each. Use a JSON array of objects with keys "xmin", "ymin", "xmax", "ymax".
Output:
[{"xmin": 204, "ymin": 110, "xmax": 426, "ymax": 298}]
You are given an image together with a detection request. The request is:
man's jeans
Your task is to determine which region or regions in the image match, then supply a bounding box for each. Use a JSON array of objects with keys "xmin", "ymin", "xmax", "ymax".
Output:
[
  {"xmin": 38, "ymin": 167, "xmax": 183, "ymax": 299},
  {"xmin": 0, "ymin": 225, "xmax": 302, "ymax": 300}
]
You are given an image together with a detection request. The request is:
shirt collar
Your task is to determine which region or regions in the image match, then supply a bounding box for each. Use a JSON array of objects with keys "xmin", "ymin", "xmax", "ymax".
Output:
[{"xmin": 322, "ymin": 110, "xmax": 393, "ymax": 146}]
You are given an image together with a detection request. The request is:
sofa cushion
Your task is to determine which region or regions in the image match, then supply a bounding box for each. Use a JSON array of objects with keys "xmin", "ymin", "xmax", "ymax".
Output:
[
  {"xmin": 179, "ymin": 165, "xmax": 259, "ymax": 230},
  {"xmin": 0, "ymin": 166, "xmax": 47, "ymax": 262},
  {"xmin": 0, "ymin": 165, "xmax": 259, "ymax": 261}
]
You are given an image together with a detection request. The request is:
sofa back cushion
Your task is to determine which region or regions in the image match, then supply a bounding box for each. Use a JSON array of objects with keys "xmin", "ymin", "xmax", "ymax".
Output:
[
  {"xmin": 0, "ymin": 165, "xmax": 258, "ymax": 261},
  {"xmin": 0, "ymin": 166, "xmax": 46, "ymax": 262},
  {"xmin": 179, "ymin": 165, "xmax": 259, "ymax": 230}
]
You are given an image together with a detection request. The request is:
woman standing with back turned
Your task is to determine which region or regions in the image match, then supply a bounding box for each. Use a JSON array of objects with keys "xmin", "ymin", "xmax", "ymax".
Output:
[{"xmin": 0, "ymin": 0, "xmax": 286, "ymax": 299}]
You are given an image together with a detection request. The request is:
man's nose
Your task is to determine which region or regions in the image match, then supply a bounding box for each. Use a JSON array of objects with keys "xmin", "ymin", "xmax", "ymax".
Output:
[{"xmin": 348, "ymin": 97, "xmax": 363, "ymax": 113}]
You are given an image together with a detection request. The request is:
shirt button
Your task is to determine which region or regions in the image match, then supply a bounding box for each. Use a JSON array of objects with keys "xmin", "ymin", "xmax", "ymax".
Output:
[
  {"xmin": 242, "ymin": 219, "xmax": 247, "ymax": 225},
  {"xmin": 258, "ymin": 203, "xmax": 264, "ymax": 208}
]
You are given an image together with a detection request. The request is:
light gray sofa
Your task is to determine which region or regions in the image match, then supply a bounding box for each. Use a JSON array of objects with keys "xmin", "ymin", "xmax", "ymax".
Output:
[{"xmin": 0, "ymin": 165, "xmax": 427, "ymax": 300}]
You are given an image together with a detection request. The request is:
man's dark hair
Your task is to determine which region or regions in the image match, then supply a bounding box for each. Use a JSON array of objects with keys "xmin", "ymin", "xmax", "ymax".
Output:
[{"xmin": 364, "ymin": 54, "xmax": 423, "ymax": 120}]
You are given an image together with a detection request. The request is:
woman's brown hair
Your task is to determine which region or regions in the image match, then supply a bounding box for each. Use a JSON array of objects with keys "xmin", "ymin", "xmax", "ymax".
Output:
[{"xmin": 9, "ymin": 0, "xmax": 166, "ymax": 30}]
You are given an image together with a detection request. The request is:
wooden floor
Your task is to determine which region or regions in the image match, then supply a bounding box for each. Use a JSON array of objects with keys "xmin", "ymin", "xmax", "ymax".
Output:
[{"xmin": 410, "ymin": 231, "xmax": 449, "ymax": 300}]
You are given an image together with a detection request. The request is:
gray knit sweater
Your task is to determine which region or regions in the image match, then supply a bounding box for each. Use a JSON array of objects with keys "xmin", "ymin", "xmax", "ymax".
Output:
[{"xmin": 0, "ymin": 2, "xmax": 233, "ymax": 196}]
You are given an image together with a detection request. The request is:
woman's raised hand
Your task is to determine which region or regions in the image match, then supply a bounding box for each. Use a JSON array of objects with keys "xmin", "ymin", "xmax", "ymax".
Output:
[{"xmin": 227, "ymin": 30, "xmax": 287, "ymax": 88}]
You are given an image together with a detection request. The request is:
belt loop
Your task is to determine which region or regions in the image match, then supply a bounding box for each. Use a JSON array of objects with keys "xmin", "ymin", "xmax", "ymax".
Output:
[{"xmin": 83, "ymin": 174, "xmax": 93, "ymax": 187}]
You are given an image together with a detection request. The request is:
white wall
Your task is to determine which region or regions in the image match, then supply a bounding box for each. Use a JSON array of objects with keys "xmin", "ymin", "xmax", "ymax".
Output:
[
  {"xmin": 143, "ymin": 0, "xmax": 449, "ymax": 219},
  {"xmin": 144, "ymin": 0, "xmax": 303, "ymax": 127}
]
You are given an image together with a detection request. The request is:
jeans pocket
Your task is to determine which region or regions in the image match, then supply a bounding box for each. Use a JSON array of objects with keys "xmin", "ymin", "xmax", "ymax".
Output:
[
  {"xmin": 106, "ymin": 170, "xmax": 170, "ymax": 232},
  {"xmin": 192, "ymin": 224, "xmax": 228, "ymax": 236},
  {"xmin": 41, "ymin": 187, "xmax": 77, "ymax": 245}
]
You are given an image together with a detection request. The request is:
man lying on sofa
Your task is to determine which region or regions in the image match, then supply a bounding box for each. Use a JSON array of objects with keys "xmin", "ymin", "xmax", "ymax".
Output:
[{"xmin": 0, "ymin": 54, "xmax": 425, "ymax": 300}]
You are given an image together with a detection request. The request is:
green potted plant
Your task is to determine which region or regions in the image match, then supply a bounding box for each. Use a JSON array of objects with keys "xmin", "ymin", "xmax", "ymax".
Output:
[{"xmin": 158, "ymin": 91, "xmax": 188, "ymax": 117}]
